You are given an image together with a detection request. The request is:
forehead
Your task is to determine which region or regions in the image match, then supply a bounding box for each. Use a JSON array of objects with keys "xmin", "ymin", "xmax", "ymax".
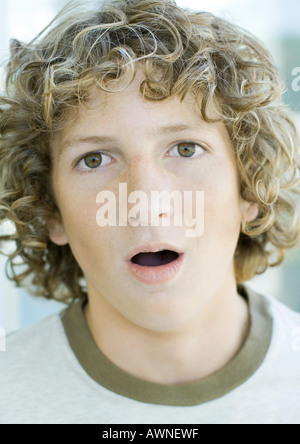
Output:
[
  {"xmin": 73, "ymin": 95, "xmax": 212, "ymax": 127},
  {"xmin": 52, "ymin": 71, "xmax": 228, "ymax": 154}
]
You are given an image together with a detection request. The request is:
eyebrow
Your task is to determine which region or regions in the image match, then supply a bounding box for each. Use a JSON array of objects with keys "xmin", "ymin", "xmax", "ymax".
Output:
[{"xmin": 59, "ymin": 123, "xmax": 203, "ymax": 157}]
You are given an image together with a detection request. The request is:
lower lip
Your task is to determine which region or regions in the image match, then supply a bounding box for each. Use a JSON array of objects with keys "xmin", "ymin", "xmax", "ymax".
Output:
[{"xmin": 126, "ymin": 254, "xmax": 184, "ymax": 285}]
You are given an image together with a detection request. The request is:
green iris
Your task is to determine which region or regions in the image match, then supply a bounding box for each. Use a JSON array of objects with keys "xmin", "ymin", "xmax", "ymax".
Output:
[
  {"xmin": 177, "ymin": 143, "xmax": 196, "ymax": 157},
  {"xmin": 84, "ymin": 153, "xmax": 102, "ymax": 169}
]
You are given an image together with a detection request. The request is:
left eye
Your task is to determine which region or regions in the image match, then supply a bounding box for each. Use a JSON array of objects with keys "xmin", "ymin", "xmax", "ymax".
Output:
[
  {"xmin": 76, "ymin": 152, "xmax": 112, "ymax": 171},
  {"xmin": 169, "ymin": 142, "xmax": 206, "ymax": 158}
]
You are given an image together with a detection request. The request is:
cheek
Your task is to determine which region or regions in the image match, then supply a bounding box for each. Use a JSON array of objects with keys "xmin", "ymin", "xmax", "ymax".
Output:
[
  {"xmin": 53, "ymin": 175, "xmax": 100, "ymax": 247},
  {"xmin": 191, "ymin": 165, "xmax": 242, "ymax": 282},
  {"xmin": 200, "ymin": 164, "xmax": 242, "ymax": 239}
]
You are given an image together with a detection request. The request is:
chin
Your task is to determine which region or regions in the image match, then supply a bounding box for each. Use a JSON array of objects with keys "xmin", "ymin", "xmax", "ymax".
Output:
[{"xmin": 124, "ymin": 305, "xmax": 199, "ymax": 333}]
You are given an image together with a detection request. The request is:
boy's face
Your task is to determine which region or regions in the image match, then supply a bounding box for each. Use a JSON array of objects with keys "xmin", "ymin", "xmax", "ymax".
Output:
[{"xmin": 49, "ymin": 73, "xmax": 257, "ymax": 332}]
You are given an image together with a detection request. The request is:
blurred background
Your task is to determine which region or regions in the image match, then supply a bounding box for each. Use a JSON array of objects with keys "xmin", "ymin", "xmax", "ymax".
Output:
[{"xmin": 0, "ymin": 0, "xmax": 299, "ymax": 334}]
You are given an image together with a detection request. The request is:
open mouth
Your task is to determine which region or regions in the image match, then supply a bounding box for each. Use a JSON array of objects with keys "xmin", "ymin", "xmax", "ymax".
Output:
[
  {"xmin": 130, "ymin": 250, "xmax": 180, "ymax": 267},
  {"xmin": 127, "ymin": 247, "xmax": 184, "ymax": 284}
]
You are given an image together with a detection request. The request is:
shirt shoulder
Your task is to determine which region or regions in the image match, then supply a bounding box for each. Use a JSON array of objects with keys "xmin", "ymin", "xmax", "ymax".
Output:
[
  {"xmin": 0, "ymin": 312, "xmax": 66, "ymax": 377},
  {"xmin": 246, "ymin": 284, "xmax": 300, "ymax": 325},
  {"xmin": 246, "ymin": 285, "xmax": 300, "ymax": 365},
  {"xmin": 0, "ymin": 308, "xmax": 79, "ymax": 396},
  {"xmin": 261, "ymin": 289, "xmax": 300, "ymax": 329},
  {"xmin": 0, "ymin": 309, "xmax": 89, "ymax": 424}
]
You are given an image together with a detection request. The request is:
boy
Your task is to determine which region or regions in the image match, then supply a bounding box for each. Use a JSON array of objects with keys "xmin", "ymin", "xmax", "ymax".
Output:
[{"xmin": 0, "ymin": 0, "xmax": 300, "ymax": 424}]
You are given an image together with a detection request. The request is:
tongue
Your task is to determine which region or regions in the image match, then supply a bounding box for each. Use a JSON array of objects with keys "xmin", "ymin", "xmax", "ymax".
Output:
[{"xmin": 131, "ymin": 250, "xmax": 179, "ymax": 267}]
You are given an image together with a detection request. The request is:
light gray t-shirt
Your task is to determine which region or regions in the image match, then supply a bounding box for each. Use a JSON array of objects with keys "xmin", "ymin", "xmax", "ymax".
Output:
[{"xmin": 0, "ymin": 285, "xmax": 299, "ymax": 424}]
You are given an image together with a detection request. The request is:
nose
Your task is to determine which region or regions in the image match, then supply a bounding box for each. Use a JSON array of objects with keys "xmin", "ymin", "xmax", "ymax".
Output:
[{"xmin": 124, "ymin": 156, "xmax": 174, "ymax": 227}]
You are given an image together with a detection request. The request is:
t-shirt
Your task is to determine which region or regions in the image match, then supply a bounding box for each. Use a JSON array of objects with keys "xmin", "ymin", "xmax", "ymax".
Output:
[{"xmin": 0, "ymin": 285, "xmax": 299, "ymax": 424}]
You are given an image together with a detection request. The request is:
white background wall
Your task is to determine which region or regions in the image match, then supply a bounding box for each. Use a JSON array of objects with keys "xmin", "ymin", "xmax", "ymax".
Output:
[{"xmin": 1, "ymin": 0, "xmax": 300, "ymax": 334}]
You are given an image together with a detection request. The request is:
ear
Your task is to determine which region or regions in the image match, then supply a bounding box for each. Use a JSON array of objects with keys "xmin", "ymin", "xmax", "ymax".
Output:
[
  {"xmin": 46, "ymin": 217, "xmax": 69, "ymax": 246},
  {"xmin": 240, "ymin": 199, "xmax": 259, "ymax": 224}
]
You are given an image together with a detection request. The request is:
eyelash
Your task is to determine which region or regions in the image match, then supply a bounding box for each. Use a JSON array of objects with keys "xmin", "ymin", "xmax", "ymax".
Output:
[{"xmin": 74, "ymin": 142, "xmax": 207, "ymax": 173}]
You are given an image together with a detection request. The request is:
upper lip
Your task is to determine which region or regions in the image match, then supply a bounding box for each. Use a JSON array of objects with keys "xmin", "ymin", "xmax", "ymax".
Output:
[{"xmin": 125, "ymin": 243, "xmax": 184, "ymax": 262}]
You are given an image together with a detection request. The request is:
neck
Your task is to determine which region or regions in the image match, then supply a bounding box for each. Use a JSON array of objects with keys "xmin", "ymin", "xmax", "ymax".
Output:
[{"xmin": 85, "ymin": 279, "xmax": 250, "ymax": 385}]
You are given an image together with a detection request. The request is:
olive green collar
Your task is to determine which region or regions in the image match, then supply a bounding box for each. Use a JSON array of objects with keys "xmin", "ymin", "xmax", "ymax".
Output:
[{"xmin": 61, "ymin": 285, "xmax": 273, "ymax": 406}]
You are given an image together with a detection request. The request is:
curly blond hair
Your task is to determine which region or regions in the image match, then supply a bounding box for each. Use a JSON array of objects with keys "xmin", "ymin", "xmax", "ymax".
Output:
[{"xmin": 0, "ymin": 0, "xmax": 299, "ymax": 302}]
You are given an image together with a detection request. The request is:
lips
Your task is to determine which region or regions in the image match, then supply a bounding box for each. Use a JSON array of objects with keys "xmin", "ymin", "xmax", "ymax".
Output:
[
  {"xmin": 127, "ymin": 246, "xmax": 185, "ymax": 286},
  {"xmin": 125, "ymin": 244, "xmax": 185, "ymax": 285}
]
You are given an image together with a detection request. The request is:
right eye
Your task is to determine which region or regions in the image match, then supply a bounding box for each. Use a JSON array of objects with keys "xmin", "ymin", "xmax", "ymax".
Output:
[{"xmin": 76, "ymin": 152, "xmax": 112, "ymax": 172}]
